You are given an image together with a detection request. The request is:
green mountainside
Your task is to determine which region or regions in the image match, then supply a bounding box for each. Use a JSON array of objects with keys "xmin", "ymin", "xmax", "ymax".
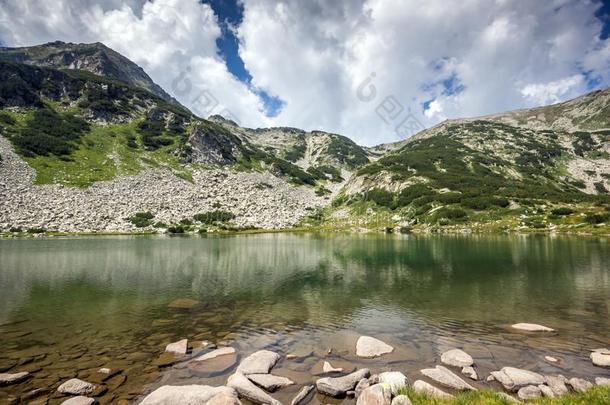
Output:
[{"xmin": 0, "ymin": 41, "xmax": 609, "ymax": 234}]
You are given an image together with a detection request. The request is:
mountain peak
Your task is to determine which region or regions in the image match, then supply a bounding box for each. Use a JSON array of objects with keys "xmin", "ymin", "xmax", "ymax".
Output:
[{"xmin": 0, "ymin": 41, "xmax": 180, "ymax": 106}]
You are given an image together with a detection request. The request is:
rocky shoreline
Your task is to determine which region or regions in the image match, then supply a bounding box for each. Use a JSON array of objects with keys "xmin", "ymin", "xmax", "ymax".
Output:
[{"xmin": 2, "ymin": 322, "xmax": 608, "ymax": 404}]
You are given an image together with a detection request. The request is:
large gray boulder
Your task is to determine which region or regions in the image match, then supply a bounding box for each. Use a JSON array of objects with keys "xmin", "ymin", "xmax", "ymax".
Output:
[
  {"xmin": 440, "ymin": 349, "xmax": 474, "ymax": 367},
  {"xmin": 140, "ymin": 385, "xmax": 239, "ymax": 405},
  {"xmin": 237, "ymin": 350, "xmax": 280, "ymax": 375},
  {"xmin": 412, "ymin": 380, "xmax": 453, "ymax": 399},
  {"xmin": 490, "ymin": 367, "xmax": 545, "ymax": 392},
  {"xmin": 247, "ymin": 374, "xmax": 294, "ymax": 392},
  {"xmin": 227, "ymin": 372, "xmax": 282, "ymax": 405},
  {"xmin": 378, "ymin": 371, "xmax": 408, "ymax": 395},
  {"xmin": 316, "ymin": 368, "xmax": 370, "ymax": 397},
  {"xmin": 420, "ymin": 365, "xmax": 476, "ymax": 391},
  {"xmin": 356, "ymin": 384, "xmax": 391, "ymax": 405},
  {"xmin": 0, "ymin": 372, "xmax": 30, "ymax": 386},
  {"xmin": 356, "ymin": 337, "xmax": 393, "ymax": 358},
  {"xmin": 57, "ymin": 379, "xmax": 96, "ymax": 396}
]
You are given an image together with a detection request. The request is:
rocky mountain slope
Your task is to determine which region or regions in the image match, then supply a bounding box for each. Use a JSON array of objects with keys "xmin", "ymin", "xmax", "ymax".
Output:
[
  {"xmin": 0, "ymin": 41, "xmax": 608, "ymax": 234},
  {"xmin": 331, "ymin": 89, "xmax": 610, "ymax": 232},
  {"xmin": 0, "ymin": 41, "xmax": 178, "ymax": 105}
]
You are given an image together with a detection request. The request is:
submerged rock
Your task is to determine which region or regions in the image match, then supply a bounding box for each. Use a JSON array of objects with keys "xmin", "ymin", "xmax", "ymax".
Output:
[
  {"xmin": 590, "ymin": 349, "xmax": 610, "ymax": 367},
  {"xmin": 440, "ymin": 349, "xmax": 474, "ymax": 367},
  {"xmin": 568, "ymin": 377, "xmax": 593, "ymax": 393},
  {"xmin": 544, "ymin": 356, "xmax": 559, "ymax": 363},
  {"xmin": 57, "ymin": 378, "xmax": 96, "ymax": 395},
  {"xmin": 518, "ymin": 385, "xmax": 541, "ymax": 400},
  {"xmin": 356, "ymin": 384, "xmax": 391, "ymax": 405},
  {"xmin": 168, "ymin": 298, "xmax": 201, "ymax": 309},
  {"xmin": 511, "ymin": 323, "xmax": 554, "ymax": 332},
  {"xmin": 165, "ymin": 339, "xmax": 188, "ymax": 355},
  {"xmin": 355, "ymin": 336, "xmax": 394, "ymax": 358},
  {"xmin": 461, "ymin": 366, "xmax": 478, "ymax": 380},
  {"xmin": 195, "ymin": 347, "xmax": 236, "ymax": 361},
  {"xmin": 378, "ymin": 371, "xmax": 408, "ymax": 395},
  {"xmin": 0, "ymin": 371, "xmax": 30, "ymax": 386},
  {"xmin": 290, "ymin": 385, "xmax": 313, "ymax": 405},
  {"xmin": 237, "ymin": 350, "xmax": 280, "ymax": 375},
  {"xmin": 227, "ymin": 372, "xmax": 281, "ymax": 405},
  {"xmin": 61, "ymin": 397, "xmax": 96, "ymax": 405},
  {"xmin": 140, "ymin": 385, "xmax": 239, "ymax": 405},
  {"xmin": 412, "ymin": 380, "xmax": 453, "ymax": 399},
  {"xmin": 188, "ymin": 347, "xmax": 238, "ymax": 376},
  {"xmin": 247, "ymin": 374, "xmax": 294, "ymax": 392},
  {"xmin": 316, "ymin": 368, "xmax": 370, "ymax": 397},
  {"xmin": 490, "ymin": 367, "xmax": 545, "ymax": 391},
  {"xmin": 420, "ymin": 365, "xmax": 476, "ymax": 391}
]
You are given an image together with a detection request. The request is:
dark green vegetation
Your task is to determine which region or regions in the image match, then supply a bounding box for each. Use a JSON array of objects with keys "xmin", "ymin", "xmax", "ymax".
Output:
[
  {"xmin": 193, "ymin": 210, "xmax": 236, "ymax": 224},
  {"xmin": 128, "ymin": 212, "xmax": 154, "ymax": 228},
  {"xmin": 341, "ymin": 119, "xmax": 610, "ymax": 228}
]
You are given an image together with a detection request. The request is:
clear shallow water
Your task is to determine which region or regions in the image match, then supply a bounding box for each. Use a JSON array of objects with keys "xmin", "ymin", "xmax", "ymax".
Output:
[{"xmin": 0, "ymin": 234, "xmax": 609, "ymax": 403}]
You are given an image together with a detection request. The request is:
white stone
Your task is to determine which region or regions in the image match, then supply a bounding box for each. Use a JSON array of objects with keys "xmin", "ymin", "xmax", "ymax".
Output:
[
  {"xmin": 545, "ymin": 375, "xmax": 569, "ymax": 396},
  {"xmin": 316, "ymin": 369, "xmax": 370, "ymax": 397},
  {"xmin": 461, "ymin": 366, "xmax": 478, "ymax": 380},
  {"xmin": 247, "ymin": 374, "xmax": 294, "ymax": 392},
  {"xmin": 517, "ymin": 385, "xmax": 541, "ymax": 400},
  {"xmin": 544, "ymin": 356, "xmax": 559, "ymax": 363},
  {"xmin": 390, "ymin": 395, "xmax": 413, "ymax": 405},
  {"xmin": 227, "ymin": 373, "xmax": 281, "ymax": 405},
  {"xmin": 595, "ymin": 377, "xmax": 610, "ymax": 386},
  {"xmin": 590, "ymin": 349, "xmax": 610, "ymax": 367},
  {"xmin": 568, "ymin": 377, "xmax": 593, "ymax": 393},
  {"xmin": 440, "ymin": 349, "xmax": 474, "ymax": 367},
  {"xmin": 538, "ymin": 384, "xmax": 555, "ymax": 398},
  {"xmin": 194, "ymin": 347, "xmax": 236, "ymax": 362},
  {"xmin": 412, "ymin": 380, "xmax": 453, "ymax": 399},
  {"xmin": 491, "ymin": 367, "xmax": 545, "ymax": 391},
  {"xmin": 420, "ymin": 365, "xmax": 476, "ymax": 391},
  {"xmin": 356, "ymin": 336, "xmax": 394, "ymax": 358},
  {"xmin": 356, "ymin": 384, "xmax": 391, "ymax": 405},
  {"xmin": 511, "ymin": 323, "xmax": 554, "ymax": 332},
  {"xmin": 322, "ymin": 361, "xmax": 343, "ymax": 373},
  {"xmin": 61, "ymin": 397, "xmax": 96, "ymax": 405},
  {"xmin": 0, "ymin": 372, "xmax": 29, "ymax": 386},
  {"xmin": 165, "ymin": 339, "xmax": 188, "ymax": 355},
  {"xmin": 237, "ymin": 350, "xmax": 280, "ymax": 375},
  {"xmin": 290, "ymin": 385, "xmax": 313, "ymax": 405},
  {"xmin": 140, "ymin": 385, "xmax": 239, "ymax": 405},
  {"xmin": 378, "ymin": 371, "xmax": 408, "ymax": 395},
  {"xmin": 57, "ymin": 379, "xmax": 96, "ymax": 395}
]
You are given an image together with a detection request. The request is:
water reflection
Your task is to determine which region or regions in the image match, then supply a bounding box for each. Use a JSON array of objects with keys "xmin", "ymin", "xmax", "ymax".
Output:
[{"xmin": 0, "ymin": 234, "xmax": 609, "ymax": 401}]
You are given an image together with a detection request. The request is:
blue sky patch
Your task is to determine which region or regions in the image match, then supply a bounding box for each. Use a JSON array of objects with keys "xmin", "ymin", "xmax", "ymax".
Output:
[{"xmin": 201, "ymin": 0, "xmax": 285, "ymax": 117}]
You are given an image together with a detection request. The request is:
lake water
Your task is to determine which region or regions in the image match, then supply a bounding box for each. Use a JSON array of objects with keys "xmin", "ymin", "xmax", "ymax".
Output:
[{"xmin": 0, "ymin": 234, "xmax": 609, "ymax": 403}]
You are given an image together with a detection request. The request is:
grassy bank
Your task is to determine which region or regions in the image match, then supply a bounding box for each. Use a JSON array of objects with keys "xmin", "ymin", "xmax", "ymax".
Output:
[{"xmin": 400, "ymin": 385, "xmax": 610, "ymax": 404}]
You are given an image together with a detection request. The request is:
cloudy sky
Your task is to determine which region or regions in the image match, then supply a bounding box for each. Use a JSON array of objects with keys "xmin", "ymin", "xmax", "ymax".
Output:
[{"xmin": 1, "ymin": 0, "xmax": 609, "ymax": 145}]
